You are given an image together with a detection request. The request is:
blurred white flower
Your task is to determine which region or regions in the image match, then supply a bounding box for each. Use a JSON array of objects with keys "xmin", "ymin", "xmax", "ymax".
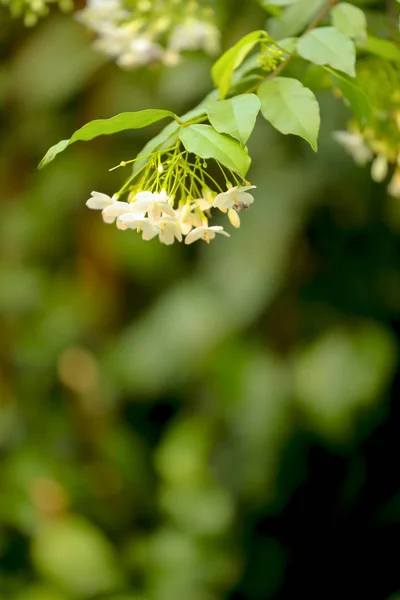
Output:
[
  {"xmin": 117, "ymin": 37, "xmax": 164, "ymax": 68},
  {"xmin": 371, "ymin": 154, "xmax": 389, "ymax": 182},
  {"xmin": 388, "ymin": 170, "xmax": 400, "ymax": 198},
  {"xmin": 77, "ymin": 1, "xmax": 221, "ymax": 69},
  {"xmin": 168, "ymin": 19, "xmax": 221, "ymax": 55},
  {"xmin": 332, "ymin": 130, "xmax": 373, "ymax": 165},
  {"xmin": 76, "ymin": 0, "xmax": 128, "ymax": 32},
  {"xmin": 185, "ymin": 224, "xmax": 230, "ymax": 245},
  {"xmin": 213, "ymin": 185, "xmax": 256, "ymax": 211}
]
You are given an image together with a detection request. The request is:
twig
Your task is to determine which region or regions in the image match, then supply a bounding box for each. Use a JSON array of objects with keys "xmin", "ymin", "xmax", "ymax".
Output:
[{"xmin": 270, "ymin": 0, "xmax": 340, "ymax": 78}]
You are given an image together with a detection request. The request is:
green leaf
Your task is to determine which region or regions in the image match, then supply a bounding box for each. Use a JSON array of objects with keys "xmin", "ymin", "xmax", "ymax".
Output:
[
  {"xmin": 211, "ymin": 30, "xmax": 266, "ymax": 99},
  {"xmin": 206, "ymin": 94, "xmax": 261, "ymax": 145},
  {"xmin": 268, "ymin": 0, "xmax": 326, "ymax": 39},
  {"xmin": 326, "ymin": 67, "xmax": 371, "ymax": 127},
  {"xmin": 257, "ymin": 77, "xmax": 320, "ymax": 151},
  {"xmin": 331, "ymin": 3, "xmax": 367, "ymax": 42},
  {"xmin": 39, "ymin": 109, "xmax": 177, "ymax": 168},
  {"xmin": 131, "ymin": 95, "xmax": 219, "ymax": 174},
  {"xmin": 297, "ymin": 27, "xmax": 356, "ymax": 77},
  {"xmin": 358, "ymin": 35, "xmax": 400, "ymax": 63},
  {"xmin": 180, "ymin": 124, "xmax": 251, "ymax": 176}
]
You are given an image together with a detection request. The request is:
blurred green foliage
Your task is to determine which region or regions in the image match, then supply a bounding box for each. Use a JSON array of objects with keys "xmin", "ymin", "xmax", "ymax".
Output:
[{"xmin": 1, "ymin": 2, "xmax": 400, "ymax": 599}]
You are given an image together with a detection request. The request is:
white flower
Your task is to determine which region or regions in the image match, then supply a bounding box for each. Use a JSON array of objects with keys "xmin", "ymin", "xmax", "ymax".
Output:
[
  {"xmin": 157, "ymin": 215, "xmax": 183, "ymax": 245},
  {"xmin": 86, "ymin": 191, "xmax": 115, "ymax": 210},
  {"xmin": 117, "ymin": 214, "xmax": 159, "ymax": 240},
  {"xmin": 131, "ymin": 191, "xmax": 175, "ymax": 222},
  {"xmin": 76, "ymin": 1, "xmax": 128, "ymax": 33},
  {"xmin": 371, "ymin": 154, "xmax": 388, "ymax": 182},
  {"xmin": 185, "ymin": 225, "xmax": 230, "ymax": 245},
  {"xmin": 94, "ymin": 24, "xmax": 135, "ymax": 57},
  {"xmin": 332, "ymin": 131, "xmax": 373, "ymax": 165},
  {"xmin": 168, "ymin": 19, "xmax": 221, "ymax": 55},
  {"xmin": 118, "ymin": 212, "xmax": 182, "ymax": 244},
  {"xmin": 117, "ymin": 37, "xmax": 164, "ymax": 68},
  {"xmin": 102, "ymin": 200, "xmax": 141, "ymax": 224},
  {"xmin": 213, "ymin": 185, "xmax": 256, "ymax": 211}
]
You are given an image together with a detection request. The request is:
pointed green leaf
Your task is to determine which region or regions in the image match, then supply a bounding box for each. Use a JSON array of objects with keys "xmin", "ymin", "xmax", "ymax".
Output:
[
  {"xmin": 180, "ymin": 124, "xmax": 251, "ymax": 176},
  {"xmin": 211, "ymin": 30, "xmax": 266, "ymax": 99},
  {"xmin": 257, "ymin": 77, "xmax": 320, "ymax": 151},
  {"xmin": 331, "ymin": 3, "xmax": 367, "ymax": 42},
  {"xmin": 206, "ymin": 94, "xmax": 261, "ymax": 145},
  {"xmin": 298, "ymin": 27, "xmax": 356, "ymax": 77},
  {"xmin": 39, "ymin": 109, "xmax": 177, "ymax": 168}
]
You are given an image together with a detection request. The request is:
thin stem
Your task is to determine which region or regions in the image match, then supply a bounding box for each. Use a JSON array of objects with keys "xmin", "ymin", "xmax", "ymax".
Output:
[{"xmin": 269, "ymin": 0, "xmax": 340, "ymax": 79}]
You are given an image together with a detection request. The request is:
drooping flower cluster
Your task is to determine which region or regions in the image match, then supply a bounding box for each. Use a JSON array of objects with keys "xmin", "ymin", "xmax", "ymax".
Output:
[
  {"xmin": 333, "ymin": 59, "xmax": 400, "ymax": 198},
  {"xmin": 85, "ymin": 144, "xmax": 256, "ymax": 245},
  {"xmin": 76, "ymin": 0, "xmax": 221, "ymax": 69},
  {"xmin": 333, "ymin": 126, "xmax": 400, "ymax": 199}
]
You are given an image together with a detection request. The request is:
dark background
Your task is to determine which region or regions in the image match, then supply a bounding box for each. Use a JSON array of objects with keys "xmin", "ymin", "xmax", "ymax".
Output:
[{"xmin": 1, "ymin": 2, "xmax": 400, "ymax": 599}]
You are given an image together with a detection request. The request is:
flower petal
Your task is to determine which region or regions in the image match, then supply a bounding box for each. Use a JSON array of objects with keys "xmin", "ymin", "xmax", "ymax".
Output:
[
  {"xmin": 157, "ymin": 202, "xmax": 176, "ymax": 217},
  {"xmin": 209, "ymin": 226, "xmax": 230, "ymax": 237},
  {"xmin": 86, "ymin": 191, "xmax": 114, "ymax": 210},
  {"xmin": 142, "ymin": 223, "xmax": 160, "ymax": 240},
  {"xmin": 213, "ymin": 191, "xmax": 235, "ymax": 209},
  {"xmin": 134, "ymin": 191, "xmax": 154, "ymax": 203},
  {"xmin": 195, "ymin": 198, "xmax": 213, "ymax": 211},
  {"xmin": 185, "ymin": 227, "xmax": 205, "ymax": 244},
  {"xmin": 102, "ymin": 201, "xmax": 132, "ymax": 223},
  {"xmin": 159, "ymin": 227, "xmax": 175, "ymax": 245}
]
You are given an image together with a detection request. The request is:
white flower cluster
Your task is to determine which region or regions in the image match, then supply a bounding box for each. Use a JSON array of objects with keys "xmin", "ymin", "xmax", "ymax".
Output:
[
  {"xmin": 76, "ymin": 0, "xmax": 221, "ymax": 69},
  {"xmin": 86, "ymin": 185, "xmax": 256, "ymax": 245},
  {"xmin": 333, "ymin": 130, "xmax": 400, "ymax": 198}
]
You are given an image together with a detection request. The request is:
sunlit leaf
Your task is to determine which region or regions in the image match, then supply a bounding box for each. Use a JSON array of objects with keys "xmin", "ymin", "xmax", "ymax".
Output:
[
  {"xmin": 132, "ymin": 94, "xmax": 219, "ymax": 173},
  {"xmin": 206, "ymin": 94, "xmax": 261, "ymax": 145},
  {"xmin": 258, "ymin": 77, "xmax": 320, "ymax": 151},
  {"xmin": 331, "ymin": 3, "xmax": 367, "ymax": 41},
  {"xmin": 298, "ymin": 26, "xmax": 356, "ymax": 77},
  {"xmin": 39, "ymin": 109, "xmax": 177, "ymax": 168},
  {"xmin": 180, "ymin": 124, "xmax": 251, "ymax": 176},
  {"xmin": 211, "ymin": 30, "xmax": 266, "ymax": 99}
]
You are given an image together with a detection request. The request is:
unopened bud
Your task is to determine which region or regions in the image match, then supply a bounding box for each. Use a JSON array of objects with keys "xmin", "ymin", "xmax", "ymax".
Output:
[{"xmin": 228, "ymin": 208, "xmax": 240, "ymax": 228}]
